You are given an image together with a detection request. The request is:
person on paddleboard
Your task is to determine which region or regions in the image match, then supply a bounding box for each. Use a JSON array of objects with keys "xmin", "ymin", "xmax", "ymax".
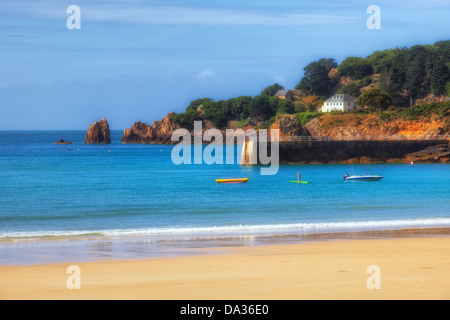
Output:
[{"xmin": 296, "ymin": 172, "xmax": 301, "ymax": 182}]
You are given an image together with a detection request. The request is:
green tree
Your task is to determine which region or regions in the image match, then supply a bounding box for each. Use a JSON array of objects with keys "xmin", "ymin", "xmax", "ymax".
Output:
[
  {"xmin": 427, "ymin": 53, "xmax": 450, "ymax": 95},
  {"xmin": 337, "ymin": 76, "xmax": 372, "ymax": 98},
  {"xmin": 405, "ymin": 46, "xmax": 430, "ymax": 99},
  {"xmin": 276, "ymin": 99, "xmax": 295, "ymax": 114},
  {"xmin": 229, "ymin": 96, "xmax": 253, "ymax": 120},
  {"xmin": 295, "ymin": 58, "xmax": 338, "ymax": 97},
  {"xmin": 202, "ymin": 100, "xmax": 228, "ymax": 128},
  {"xmin": 261, "ymin": 83, "xmax": 283, "ymax": 97},
  {"xmin": 367, "ymin": 50, "xmax": 394, "ymax": 74},
  {"xmin": 268, "ymin": 96, "xmax": 281, "ymax": 114},
  {"xmin": 434, "ymin": 40, "xmax": 450, "ymax": 62},
  {"xmin": 357, "ymin": 87, "xmax": 393, "ymax": 110},
  {"xmin": 378, "ymin": 47, "xmax": 409, "ymax": 107},
  {"xmin": 293, "ymin": 101, "xmax": 307, "ymax": 113},
  {"xmin": 336, "ymin": 82, "xmax": 361, "ymax": 97},
  {"xmin": 186, "ymin": 98, "xmax": 212, "ymax": 112},
  {"xmin": 337, "ymin": 56, "xmax": 373, "ymax": 80},
  {"xmin": 249, "ymin": 95, "xmax": 273, "ymax": 120},
  {"xmin": 173, "ymin": 109, "xmax": 201, "ymax": 130}
]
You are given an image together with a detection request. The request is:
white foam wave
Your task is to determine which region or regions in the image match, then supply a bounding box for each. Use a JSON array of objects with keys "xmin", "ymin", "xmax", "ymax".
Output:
[{"xmin": 1, "ymin": 218, "xmax": 450, "ymax": 242}]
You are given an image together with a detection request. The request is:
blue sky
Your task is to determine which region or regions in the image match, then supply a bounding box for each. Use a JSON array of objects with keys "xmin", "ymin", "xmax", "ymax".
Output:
[{"xmin": 1, "ymin": 0, "xmax": 450, "ymax": 130}]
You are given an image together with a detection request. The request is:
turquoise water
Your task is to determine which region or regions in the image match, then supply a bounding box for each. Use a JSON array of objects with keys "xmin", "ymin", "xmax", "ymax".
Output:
[{"xmin": 0, "ymin": 131, "xmax": 449, "ymax": 264}]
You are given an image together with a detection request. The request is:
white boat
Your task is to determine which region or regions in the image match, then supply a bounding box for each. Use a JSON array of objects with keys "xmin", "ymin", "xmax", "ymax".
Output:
[
  {"xmin": 344, "ymin": 174, "xmax": 383, "ymax": 181},
  {"xmin": 343, "ymin": 165, "xmax": 383, "ymax": 181}
]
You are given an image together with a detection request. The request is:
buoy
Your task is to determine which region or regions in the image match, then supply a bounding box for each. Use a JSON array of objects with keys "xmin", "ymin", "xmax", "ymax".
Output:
[{"xmin": 411, "ymin": 161, "xmax": 414, "ymax": 165}]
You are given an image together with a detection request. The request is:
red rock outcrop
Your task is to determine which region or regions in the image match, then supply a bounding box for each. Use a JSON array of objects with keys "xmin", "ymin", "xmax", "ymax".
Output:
[
  {"xmin": 122, "ymin": 113, "xmax": 178, "ymax": 144},
  {"xmin": 122, "ymin": 113, "xmax": 231, "ymax": 144},
  {"xmin": 399, "ymin": 144, "xmax": 450, "ymax": 163},
  {"xmin": 270, "ymin": 114, "xmax": 310, "ymax": 137},
  {"xmin": 85, "ymin": 119, "xmax": 111, "ymax": 144},
  {"xmin": 305, "ymin": 113, "xmax": 448, "ymax": 139},
  {"xmin": 54, "ymin": 139, "xmax": 72, "ymax": 145},
  {"xmin": 150, "ymin": 112, "xmax": 177, "ymax": 144},
  {"xmin": 121, "ymin": 121, "xmax": 153, "ymax": 144}
]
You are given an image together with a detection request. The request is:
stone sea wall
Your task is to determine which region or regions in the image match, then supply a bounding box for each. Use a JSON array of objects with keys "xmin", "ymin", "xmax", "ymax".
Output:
[{"xmin": 242, "ymin": 139, "xmax": 449, "ymax": 164}]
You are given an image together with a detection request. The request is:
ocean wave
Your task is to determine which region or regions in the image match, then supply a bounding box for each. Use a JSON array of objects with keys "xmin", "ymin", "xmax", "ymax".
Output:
[{"xmin": 1, "ymin": 217, "xmax": 450, "ymax": 242}]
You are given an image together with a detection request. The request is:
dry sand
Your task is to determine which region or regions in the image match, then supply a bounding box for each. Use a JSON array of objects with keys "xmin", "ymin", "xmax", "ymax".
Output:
[{"xmin": 1, "ymin": 236, "xmax": 449, "ymax": 300}]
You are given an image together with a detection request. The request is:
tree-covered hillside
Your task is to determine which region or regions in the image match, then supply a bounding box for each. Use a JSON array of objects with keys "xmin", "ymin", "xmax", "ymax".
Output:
[
  {"xmin": 173, "ymin": 40, "xmax": 450, "ymax": 129},
  {"xmin": 298, "ymin": 40, "xmax": 450, "ymax": 107}
]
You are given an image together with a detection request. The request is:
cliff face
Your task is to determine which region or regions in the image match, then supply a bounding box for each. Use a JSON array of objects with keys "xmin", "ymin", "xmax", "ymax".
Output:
[
  {"xmin": 122, "ymin": 113, "xmax": 179, "ymax": 144},
  {"xmin": 121, "ymin": 121, "xmax": 153, "ymax": 144},
  {"xmin": 304, "ymin": 113, "xmax": 449, "ymax": 138},
  {"xmin": 121, "ymin": 111, "xmax": 449, "ymax": 144},
  {"xmin": 122, "ymin": 113, "xmax": 229, "ymax": 144},
  {"xmin": 401, "ymin": 144, "xmax": 450, "ymax": 163},
  {"xmin": 85, "ymin": 119, "xmax": 111, "ymax": 144},
  {"xmin": 270, "ymin": 114, "xmax": 310, "ymax": 137}
]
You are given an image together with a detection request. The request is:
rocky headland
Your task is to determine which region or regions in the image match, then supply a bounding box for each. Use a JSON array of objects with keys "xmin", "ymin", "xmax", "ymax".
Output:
[
  {"xmin": 95, "ymin": 40, "xmax": 450, "ymax": 163},
  {"xmin": 118, "ymin": 111, "xmax": 449, "ymax": 164},
  {"xmin": 121, "ymin": 113, "xmax": 176, "ymax": 144},
  {"xmin": 121, "ymin": 113, "xmax": 225, "ymax": 144}
]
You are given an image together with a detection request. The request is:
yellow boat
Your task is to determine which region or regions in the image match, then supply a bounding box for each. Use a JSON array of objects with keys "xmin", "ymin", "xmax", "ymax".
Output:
[{"xmin": 215, "ymin": 178, "xmax": 249, "ymax": 184}]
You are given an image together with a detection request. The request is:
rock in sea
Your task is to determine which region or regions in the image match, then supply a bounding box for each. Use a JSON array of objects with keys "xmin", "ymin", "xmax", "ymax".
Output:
[
  {"xmin": 85, "ymin": 118, "xmax": 111, "ymax": 144},
  {"xmin": 54, "ymin": 139, "xmax": 73, "ymax": 145}
]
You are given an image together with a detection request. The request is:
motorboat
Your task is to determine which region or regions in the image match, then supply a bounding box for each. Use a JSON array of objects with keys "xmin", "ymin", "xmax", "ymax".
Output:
[{"xmin": 343, "ymin": 174, "xmax": 383, "ymax": 181}]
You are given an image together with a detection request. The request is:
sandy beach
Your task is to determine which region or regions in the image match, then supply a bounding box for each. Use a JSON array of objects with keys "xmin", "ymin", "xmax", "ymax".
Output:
[{"xmin": 1, "ymin": 234, "xmax": 449, "ymax": 300}]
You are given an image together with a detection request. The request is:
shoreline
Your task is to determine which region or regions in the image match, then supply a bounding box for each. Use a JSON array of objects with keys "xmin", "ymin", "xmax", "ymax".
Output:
[
  {"xmin": 0, "ymin": 233, "xmax": 449, "ymax": 300},
  {"xmin": 0, "ymin": 227, "xmax": 449, "ymax": 266}
]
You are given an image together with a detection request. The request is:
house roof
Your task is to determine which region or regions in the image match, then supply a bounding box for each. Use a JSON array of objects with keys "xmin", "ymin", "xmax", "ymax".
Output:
[
  {"xmin": 325, "ymin": 94, "xmax": 356, "ymax": 103},
  {"xmin": 275, "ymin": 90, "xmax": 290, "ymax": 96}
]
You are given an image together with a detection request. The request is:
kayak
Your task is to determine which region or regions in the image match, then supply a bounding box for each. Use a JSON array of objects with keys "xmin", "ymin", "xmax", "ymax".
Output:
[
  {"xmin": 289, "ymin": 180, "xmax": 309, "ymax": 184},
  {"xmin": 215, "ymin": 178, "xmax": 249, "ymax": 184}
]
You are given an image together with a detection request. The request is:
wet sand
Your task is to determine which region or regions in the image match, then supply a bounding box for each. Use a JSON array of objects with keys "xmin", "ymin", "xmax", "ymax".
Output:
[{"xmin": 1, "ymin": 233, "xmax": 449, "ymax": 300}]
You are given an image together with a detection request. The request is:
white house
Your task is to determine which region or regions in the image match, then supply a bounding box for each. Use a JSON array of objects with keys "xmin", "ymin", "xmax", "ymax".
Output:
[{"xmin": 320, "ymin": 94, "xmax": 357, "ymax": 112}]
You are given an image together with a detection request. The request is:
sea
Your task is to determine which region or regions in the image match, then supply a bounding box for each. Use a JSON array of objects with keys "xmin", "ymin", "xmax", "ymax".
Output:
[{"xmin": 0, "ymin": 130, "xmax": 449, "ymax": 265}]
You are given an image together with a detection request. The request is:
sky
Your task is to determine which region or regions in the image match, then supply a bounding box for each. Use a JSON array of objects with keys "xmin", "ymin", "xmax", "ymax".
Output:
[{"xmin": 1, "ymin": 0, "xmax": 450, "ymax": 130}]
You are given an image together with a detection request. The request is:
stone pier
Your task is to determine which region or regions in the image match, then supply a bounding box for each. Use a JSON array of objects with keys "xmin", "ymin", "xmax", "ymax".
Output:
[{"xmin": 240, "ymin": 139, "xmax": 449, "ymax": 164}]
